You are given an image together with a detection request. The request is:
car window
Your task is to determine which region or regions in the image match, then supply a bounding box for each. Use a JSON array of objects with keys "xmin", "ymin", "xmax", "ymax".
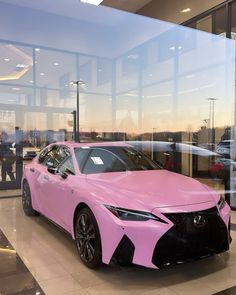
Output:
[
  {"xmin": 38, "ymin": 145, "xmax": 57, "ymax": 164},
  {"xmin": 57, "ymin": 156, "xmax": 75, "ymax": 175},
  {"xmin": 75, "ymin": 146, "xmax": 161, "ymax": 174},
  {"xmin": 43, "ymin": 146, "xmax": 61, "ymax": 167},
  {"xmin": 82, "ymin": 148, "xmax": 126, "ymax": 174},
  {"xmin": 120, "ymin": 147, "xmax": 159, "ymax": 171},
  {"xmin": 40, "ymin": 145, "xmax": 71, "ymax": 168},
  {"xmin": 74, "ymin": 148, "xmax": 91, "ymax": 171}
]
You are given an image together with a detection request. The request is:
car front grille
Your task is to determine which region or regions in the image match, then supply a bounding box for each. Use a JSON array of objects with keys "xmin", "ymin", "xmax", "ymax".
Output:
[{"xmin": 152, "ymin": 206, "xmax": 230, "ymax": 268}]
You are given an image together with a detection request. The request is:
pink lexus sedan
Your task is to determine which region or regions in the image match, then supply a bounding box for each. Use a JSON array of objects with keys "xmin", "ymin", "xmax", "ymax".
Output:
[{"xmin": 22, "ymin": 142, "xmax": 231, "ymax": 269}]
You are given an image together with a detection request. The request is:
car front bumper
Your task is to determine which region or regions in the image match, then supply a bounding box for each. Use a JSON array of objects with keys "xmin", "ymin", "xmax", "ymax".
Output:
[{"xmin": 93, "ymin": 203, "xmax": 231, "ymax": 269}]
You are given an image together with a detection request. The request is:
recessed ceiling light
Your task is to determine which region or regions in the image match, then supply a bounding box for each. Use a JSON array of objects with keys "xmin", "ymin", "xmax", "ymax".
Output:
[
  {"xmin": 80, "ymin": 0, "xmax": 103, "ymax": 5},
  {"xmin": 180, "ymin": 8, "xmax": 191, "ymax": 13},
  {"xmin": 16, "ymin": 64, "xmax": 28, "ymax": 68},
  {"xmin": 186, "ymin": 74, "xmax": 195, "ymax": 79},
  {"xmin": 12, "ymin": 87, "xmax": 20, "ymax": 91},
  {"xmin": 29, "ymin": 80, "xmax": 34, "ymax": 83},
  {"xmin": 127, "ymin": 54, "xmax": 139, "ymax": 60},
  {"xmin": 4, "ymin": 58, "xmax": 10, "ymax": 62},
  {"xmin": 35, "ymin": 48, "xmax": 40, "ymax": 52},
  {"xmin": 178, "ymin": 46, "xmax": 182, "ymax": 50},
  {"xmin": 169, "ymin": 46, "xmax": 175, "ymax": 50},
  {"xmin": 39, "ymin": 72, "xmax": 45, "ymax": 76},
  {"xmin": 98, "ymin": 69, "xmax": 102, "ymax": 72},
  {"xmin": 54, "ymin": 62, "xmax": 60, "ymax": 66}
]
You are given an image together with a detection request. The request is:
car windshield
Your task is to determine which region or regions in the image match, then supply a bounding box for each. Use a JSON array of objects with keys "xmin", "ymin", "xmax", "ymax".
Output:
[{"xmin": 75, "ymin": 146, "xmax": 161, "ymax": 174}]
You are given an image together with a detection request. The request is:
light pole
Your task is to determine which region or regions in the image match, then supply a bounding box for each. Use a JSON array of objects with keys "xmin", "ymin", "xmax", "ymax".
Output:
[
  {"xmin": 207, "ymin": 98, "xmax": 217, "ymax": 149},
  {"xmin": 70, "ymin": 80, "xmax": 85, "ymax": 142},
  {"xmin": 151, "ymin": 128, "xmax": 156, "ymax": 160}
]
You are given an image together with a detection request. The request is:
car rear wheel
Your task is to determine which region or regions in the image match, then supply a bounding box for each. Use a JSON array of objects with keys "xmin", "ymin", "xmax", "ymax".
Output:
[
  {"xmin": 22, "ymin": 181, "xmax": 38, "ymax": 216},
  {"xmin": 75, "ymin": 207, "xmax": 102, "ymax": 269}
]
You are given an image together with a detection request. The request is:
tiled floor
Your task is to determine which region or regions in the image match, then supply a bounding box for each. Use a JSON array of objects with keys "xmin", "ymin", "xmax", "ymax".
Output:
[
  {"xmin": 0, "ymin": 197, "xmax": 236, "ymax": 295},
  {"xmin": 0, "ymin": 189, "xmax": 21, "ymax": 198}
]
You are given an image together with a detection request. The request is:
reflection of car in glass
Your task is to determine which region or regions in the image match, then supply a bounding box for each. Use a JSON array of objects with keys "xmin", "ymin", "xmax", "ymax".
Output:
[
  {"xmin": 11, "ymin": 142, "xmax": 41, "ymax": 160},
  {"xmin": 216, "ymin": 140, "xmax": 234, "ymax": 158},
  {"xmin": 209, "ymin": 157, "xmax": 236, "ymax": 189},
  {"xmin": 127, "ymin": 141, "xmax": 219, "ymax": 157},
  {"xmin": 22, "ymin": 142, "xmax": 41, "ymax": 160},
  {"xmin": 22, "ymin": 142, "xmax": 231, "ymax": 269},
  {"xmin": 210, "ymin": 157, "xmax": 235, "ymax": 175}
]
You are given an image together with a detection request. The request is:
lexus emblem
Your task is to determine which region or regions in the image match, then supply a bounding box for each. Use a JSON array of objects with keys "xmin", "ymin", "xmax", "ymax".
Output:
[{"xmin": 193, "ymin": 215, "xmax": 207, "ymax": 228}]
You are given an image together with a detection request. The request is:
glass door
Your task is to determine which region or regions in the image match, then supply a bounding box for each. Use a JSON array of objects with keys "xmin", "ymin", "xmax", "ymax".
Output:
[{"xmin": 0, "ymin": 110, "xmax": 23, "ymax": 190}]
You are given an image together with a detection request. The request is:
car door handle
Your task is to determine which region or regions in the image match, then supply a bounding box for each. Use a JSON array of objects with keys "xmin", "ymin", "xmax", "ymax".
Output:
[
  {"xmin": 30, "ymin": 168, "xmax": 35, "ymax": 172},
  {"xmin": 43, "ymin": 175, "xmax": 49, "ymax": 181}
]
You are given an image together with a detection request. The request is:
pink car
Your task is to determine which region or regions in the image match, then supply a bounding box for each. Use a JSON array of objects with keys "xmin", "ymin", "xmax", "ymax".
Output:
[{"xmin": 22, "ymin": 142, "xmax": 231, "ymax": 269}]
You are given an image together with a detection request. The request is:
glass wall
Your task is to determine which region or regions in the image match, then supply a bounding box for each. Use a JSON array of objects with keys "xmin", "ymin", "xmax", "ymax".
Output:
[
  {"xmin": 0, "ymin": 0, "xmax": 235, "ymax": 209},
  {"xmin": 232, "ymin": 1, "xmax": 236, "ymax": 39}
]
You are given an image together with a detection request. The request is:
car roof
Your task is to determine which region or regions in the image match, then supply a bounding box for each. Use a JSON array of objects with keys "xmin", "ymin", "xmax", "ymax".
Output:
[{"xmin": 50, "ymin": 141, "xmax": 131, "ymax": 149}]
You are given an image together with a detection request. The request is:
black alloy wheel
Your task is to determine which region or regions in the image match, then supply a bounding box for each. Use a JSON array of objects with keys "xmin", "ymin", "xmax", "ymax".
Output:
[
  {"xmin": 75, "ymin": 207, "xmax": 102, "ymax": 268},
  {"xmin": 22, "ymin": 181, "xmax": 38, "ymax": 216}
]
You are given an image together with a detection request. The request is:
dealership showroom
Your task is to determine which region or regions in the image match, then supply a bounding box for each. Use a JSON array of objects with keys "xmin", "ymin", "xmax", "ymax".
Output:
[{"xmin": 1, "ymin": 0, "xmax": 236, "ymax": 294}]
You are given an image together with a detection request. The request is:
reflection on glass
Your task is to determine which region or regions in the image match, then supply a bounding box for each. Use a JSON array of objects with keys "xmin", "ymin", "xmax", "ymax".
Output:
[
  {"xmin": 232, "ymin": 1, "xmax": 236, "ymax": 39},
  {"xmin": 196, "ymin": 15, "xmax": 212, "ymax": 33},
  {"xmin": 214, "ymin": 7, "xmax": 226, "ymax": 36},
  {"xmin": 0, "ymin": 131, "xmax": 16, "ymax": 182},
  {"xmin": 0, "ymin": 0, "xmax": 235, "ymax": 207},
  {"xmin": 0, "ymin": 44, "xmax": 33, "ymax": 85}
]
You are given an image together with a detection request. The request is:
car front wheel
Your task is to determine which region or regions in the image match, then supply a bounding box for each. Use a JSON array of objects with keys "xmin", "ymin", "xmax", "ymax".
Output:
[
  {"xmin": 75, "ymin": 207, "xmax": 102, "ymax": 268},
  {"xmin": 22, "ymin": 181, "xmax": 38, "ymax": 216}
]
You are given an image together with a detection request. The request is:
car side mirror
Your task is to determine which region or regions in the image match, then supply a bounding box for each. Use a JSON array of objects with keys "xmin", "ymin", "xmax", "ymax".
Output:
[
  {"xmin": 60, "ymin": 170, "xmax": 68, "ymax": 179},
  {"xmin": 47, "ymin": 166, "xmax": 58, "ymax": 174},
  {"xmin": 59, "ymin": 168, "xmax": 75, "ymax": 179}
]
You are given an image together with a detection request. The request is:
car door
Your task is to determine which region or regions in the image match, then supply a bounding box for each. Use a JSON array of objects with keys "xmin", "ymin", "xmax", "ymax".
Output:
[
  {"xmin": 29, "ymin": 144, "xmax": 58, "ymax": 213},
  {"xmin": 33, "ymin": 144, "xmax": 60, "ymax": 217},
  {"xmin": 37, "ymin": 145, "xmax": 74, "ymax": 230}
]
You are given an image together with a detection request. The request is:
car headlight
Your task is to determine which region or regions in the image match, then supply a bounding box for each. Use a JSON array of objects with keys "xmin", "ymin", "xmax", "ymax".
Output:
[
  {"xmin": 104, "ymin": 205, "xmax": 167, "ymax": 223},
  {"xmin": 218, "ymin": 195, "xmax": 226, "ymax": 210}
]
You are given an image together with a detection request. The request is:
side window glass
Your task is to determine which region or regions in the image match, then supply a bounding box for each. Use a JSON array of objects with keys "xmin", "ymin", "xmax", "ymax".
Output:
[
  {"xmin": 58, "ymin": 156, "xmax": 75, "ymax": 175},
  {"xmin": 82, "ymin": 149, "xmax": 126, "ymax": 174},
  {"xmin": 75, "ymin": 148, "xmax": 91, "ymax": 172},
  {"xmin": 38, "ymin": 145, "xmax": 57, "ymax": 165},
  {"xmin": 43, "ymin": 147, "xmax": 60, "ymax": 167},
  {"xmin": 43, "ymin": 146, "xmax": 71, "ymax": 168},
  {"xmin": 38, "ymin": 147, "xmax": 50, "ymax": 163}
]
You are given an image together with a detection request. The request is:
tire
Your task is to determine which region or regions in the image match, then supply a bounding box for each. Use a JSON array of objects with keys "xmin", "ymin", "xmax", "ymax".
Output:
[
  {"xmin": 75, "ymin": 207, "xmax": 102, "ymax": 269},
  {"xmin": 22, "ymin": 181, "xmax": 38, "ymax": 216}
]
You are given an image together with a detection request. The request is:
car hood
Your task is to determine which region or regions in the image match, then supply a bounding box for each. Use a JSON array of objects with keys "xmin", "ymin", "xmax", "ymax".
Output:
[{"xmin": 86, "ymin": 170, "xmax": 218, "ymax": 211}]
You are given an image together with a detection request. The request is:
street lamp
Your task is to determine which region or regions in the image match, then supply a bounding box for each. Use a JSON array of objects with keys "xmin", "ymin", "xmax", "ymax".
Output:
[
  {"xmin": 70, "ymin": 80, "xmax": 85, "ymax": 142},
  {"xmin": 151, "ymin": 127, "xmax": 156, "ymax": 160},
  {"xmin": 207, "ymin": 97, "xmax": 217, "ymax": 149}
]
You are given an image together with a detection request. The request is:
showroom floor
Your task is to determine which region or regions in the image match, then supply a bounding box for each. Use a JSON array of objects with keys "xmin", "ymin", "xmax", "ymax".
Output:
[{"xmin": 0, "ymin": 197, "xmax": 236, "ymax": 295}]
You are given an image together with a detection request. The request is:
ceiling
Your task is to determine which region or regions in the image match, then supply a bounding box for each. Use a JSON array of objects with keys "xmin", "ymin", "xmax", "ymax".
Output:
[
  {"xmin": 102, "ymin": 0, "xmax": 226, "ymax": 24},
  {"xmin": 101, "ymin": 0, "xmax": 153, "ymax": 13}
]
